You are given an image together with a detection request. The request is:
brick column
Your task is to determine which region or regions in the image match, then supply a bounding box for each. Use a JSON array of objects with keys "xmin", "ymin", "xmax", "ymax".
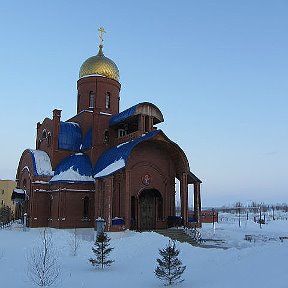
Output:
[
  {"xmin": 52, "ymin": 109, "xmax": 61, "ymax": 168},
  {"xmin": 180, "ymin": 173, "xmax": 188, "ymax": 225},
  {"xmin": 124, "ymin": 170, "xmax": 131, "ymax": 229},
  {"xmin": 148, "ymin": 116, "xmax": 154, "ymax": 131},
  {"xmin": 94, "ymin": 180, "xmax": 102, "ymax": 220},
  {"xmin": 36, "ymin": 122, "xmax": 41, "ymax": 149},
  {"xmin": 104, "ymin": 176, "xmax": 113, "ymax": 231},
  {"xmin": 138, "ymin": 115, "xmax": 145, "ymax": 134},
  {"xmin": 193, "ymin": 183, "xmax": 201, "ymax": 227}
]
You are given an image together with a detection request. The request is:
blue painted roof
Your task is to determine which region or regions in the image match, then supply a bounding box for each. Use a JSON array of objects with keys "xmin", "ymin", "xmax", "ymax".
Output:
[
  {"xmin": 109, "ymin": 105, "xmax": 137, "ymax": 126},
  {"xmin": 82, "ymin": 128, "xmax": 92, "ymax": 150},
  {"xmin": 58, "ymin": 121, "xmax": 82, "ymax": 151},
  {"xmin": 93, "ymin": 130, "xmax": 161, "ymax": 178},
  {"xmin": 50, "ymin": 153, "xmax": 94, "ymax": 183}
]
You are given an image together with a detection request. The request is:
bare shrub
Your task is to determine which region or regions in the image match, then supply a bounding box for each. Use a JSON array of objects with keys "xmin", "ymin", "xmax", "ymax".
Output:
[
  {"xmin": 68, "ymin": 228, "xmax": 81, "ymax": 256},
  {"xmin": 27, "ymin": 228, "xmax": 61, "ymax": 287}
]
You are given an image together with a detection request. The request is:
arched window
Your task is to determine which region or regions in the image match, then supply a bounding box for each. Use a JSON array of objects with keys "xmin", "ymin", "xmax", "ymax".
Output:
[
  {"xmin": 42, "ymin": 129, "xmax": 47, "ymax": 140},
  {"xmin": 89, "ymin": 91, "xmax": 94, "ymax": 108},
  {"xmin": 105, "ymin": 92, "xmax": 111, "ymax": 109},
  {"xmin": 23, "ymin": 179, "xmax": 27, "ymax": 190},
  {"xmin": 83, "ymin": 196, "xmax": 89, "ymax": 219}
]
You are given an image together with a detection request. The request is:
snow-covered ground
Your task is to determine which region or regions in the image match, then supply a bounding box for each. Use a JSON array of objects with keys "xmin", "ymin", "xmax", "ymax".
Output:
[{"xmin": 1, "ymin": 216, "xmax": 288, "ymax": 288}]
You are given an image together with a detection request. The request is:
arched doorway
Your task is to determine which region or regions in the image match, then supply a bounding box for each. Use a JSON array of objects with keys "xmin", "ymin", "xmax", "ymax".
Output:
[{"xmin": 139, "ymin": 189, "xmax": 163, "ymax": 231}]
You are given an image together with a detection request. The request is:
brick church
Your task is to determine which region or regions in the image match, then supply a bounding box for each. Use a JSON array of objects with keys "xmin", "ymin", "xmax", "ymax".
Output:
[{"xmin": 13, "ymin": 29, "xmax": 202, "ymax": 231}]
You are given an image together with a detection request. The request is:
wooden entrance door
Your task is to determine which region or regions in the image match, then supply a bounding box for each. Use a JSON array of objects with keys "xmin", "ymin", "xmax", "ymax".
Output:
[{"xmin": 139, "ymin": 190, "xmax": 156, "ymax": 230}]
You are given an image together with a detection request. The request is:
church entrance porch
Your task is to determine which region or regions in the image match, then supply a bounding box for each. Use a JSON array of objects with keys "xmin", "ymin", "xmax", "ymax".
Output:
[{"xmin": 138, "ymin": 189, "xmax": 163, "ymax": 231}]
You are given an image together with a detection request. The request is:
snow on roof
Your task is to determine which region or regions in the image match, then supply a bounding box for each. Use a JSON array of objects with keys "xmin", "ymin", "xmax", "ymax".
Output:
[
  {"xmin": 94, "ymin": 158, "xmax": 125, "ymax": 178},
  {"xmin": 93, "ymin": 130, "xmax": 161, "ymax": 178},
  {"xmin": 29, "ymin": 150, "xmax": 54, "ymax": 176},
  {"xmin": 11, "ymin": 188, "xmax": 27, "ymax": 202},
  {"xmin": 13, "ymin": 188, "xmax": 26, "ymax": 194},
  {"xmin": 50, "ymin": 167, "xmax": 95, "ymax": 183},
  {"xmin": 50, "ymin": 153, "xmax": 94, "ymax": 183}
]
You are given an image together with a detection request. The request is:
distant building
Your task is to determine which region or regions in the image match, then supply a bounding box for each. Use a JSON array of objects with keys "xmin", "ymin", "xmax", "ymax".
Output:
[
  {"xmin": 13, "ymin": 29, "xmax": 202, "ymax": 230},
  {"xmin": 201, "ymin": 210, "xmax": 218, "ymax": 223},
  {"xmin": 0, "ymin": 180, "xmax": 16, "ymax": 211}
]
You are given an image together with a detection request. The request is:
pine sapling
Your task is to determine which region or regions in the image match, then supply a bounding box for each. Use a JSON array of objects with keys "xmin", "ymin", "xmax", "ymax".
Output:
[
  {"xmin": 154, "ymin": 240, "xmax": 186, "ymax": 285},
  {"xmin": 89, "ymin": 232, "xmax": 114, "ymax": 269}
]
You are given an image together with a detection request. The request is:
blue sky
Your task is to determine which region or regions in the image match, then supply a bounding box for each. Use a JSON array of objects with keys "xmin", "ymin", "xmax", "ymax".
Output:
[{"xmin": 0, "ymin": 0, "xmax": 287, "ymax": 206}]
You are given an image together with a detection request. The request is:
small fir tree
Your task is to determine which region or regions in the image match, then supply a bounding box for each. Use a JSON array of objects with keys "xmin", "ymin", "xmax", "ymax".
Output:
[
  {"xmin": 0, "ymin": 204, "xmax": 14, "ymax": 226},
  {"xmin": 154, "ymin": 241, "xmax": 186, "ymax": 286},
  {"xmin": 89, "ymin": 232, "xmax": 114, "ymax": 269}
]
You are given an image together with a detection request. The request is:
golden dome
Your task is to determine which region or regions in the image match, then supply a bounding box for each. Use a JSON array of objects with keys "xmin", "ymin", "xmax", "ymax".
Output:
[{"xmin": 79, "ymin": 45, "xmax": 120, "ymax": 82}]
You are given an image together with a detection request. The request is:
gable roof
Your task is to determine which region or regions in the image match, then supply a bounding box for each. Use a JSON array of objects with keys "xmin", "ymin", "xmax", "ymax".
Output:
[
  {"xmin": 50, "ymin": 153, "xmax": 94, "ymax": 183},
  {"xmin": 93, "ymin": 130, "xmax": 161, "ymax": 178}
]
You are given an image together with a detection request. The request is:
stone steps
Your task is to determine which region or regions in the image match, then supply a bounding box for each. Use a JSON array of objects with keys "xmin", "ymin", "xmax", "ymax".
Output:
[
  {"xmin": 154, "ymin": 228, "xmax": 199, "ymax": 246},
  {"xmin": 154, "ymin": 228, "xmax": 227, "ymax": 249}
]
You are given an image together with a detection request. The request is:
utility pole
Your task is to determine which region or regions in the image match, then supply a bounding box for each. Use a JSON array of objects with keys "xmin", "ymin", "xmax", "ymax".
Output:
[
  {"xmin": 259, "ymin": 205, "xmax": 262, "ymax": 229},
  {"xmin": 212, "ymin": 208, "xmax": 216, "ymax": 235},
  {"xmin": 238, "ymin": 207, "xmax": 241, "ymax": 228}
]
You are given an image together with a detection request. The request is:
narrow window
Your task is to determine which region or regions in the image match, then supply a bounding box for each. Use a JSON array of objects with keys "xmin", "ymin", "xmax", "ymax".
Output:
[
  {"xmin": 47, "ymin": 132, "xmax": 52, "ymax": 146},
  {"xmin": 89, "ymin": 91, "xmax": 94, "ymax": 109},
  {"xmin": 23, "ymin": 179, "xmax": 27, "ymax": 190},
  {"xmin": 105, "ymin": 92, "xmax": 111, "ymax": 109},
  {"xmin": 83, "ymin": 196, "xmax": 89, "ymax": 218},
  {"xmin": 49, "ymin": 195, "xmax": 53, "ymax": 220},
  {"xmin": 104, "ymin": 130, "xmax": 109, "ymax": 143}
]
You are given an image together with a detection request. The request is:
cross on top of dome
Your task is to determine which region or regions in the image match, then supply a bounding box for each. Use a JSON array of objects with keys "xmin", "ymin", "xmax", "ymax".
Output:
[{"xmin": 98, "ymin": 27, "xmax": 106, "ymax": 47}]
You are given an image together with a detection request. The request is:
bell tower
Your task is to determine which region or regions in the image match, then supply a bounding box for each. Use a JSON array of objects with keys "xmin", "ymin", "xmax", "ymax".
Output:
[
  {"xmin": 76, "ymin": 28, "xmax": 121, "ymax": 164},
  {"xmin": 77, "ymin": 27, "xmax": 121, "ymax": 115}
]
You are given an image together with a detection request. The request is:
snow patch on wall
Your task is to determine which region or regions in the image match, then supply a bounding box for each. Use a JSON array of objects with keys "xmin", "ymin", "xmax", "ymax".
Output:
[{"xmin": 94, "ymin": 158, "xmax": 125, "ymax": 178}]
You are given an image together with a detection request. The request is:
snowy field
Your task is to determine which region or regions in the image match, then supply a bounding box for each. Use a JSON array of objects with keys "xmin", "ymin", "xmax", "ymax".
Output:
[{"xmin": 1, "ymin": 215, "xmax": 288, "ymax": 288}]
